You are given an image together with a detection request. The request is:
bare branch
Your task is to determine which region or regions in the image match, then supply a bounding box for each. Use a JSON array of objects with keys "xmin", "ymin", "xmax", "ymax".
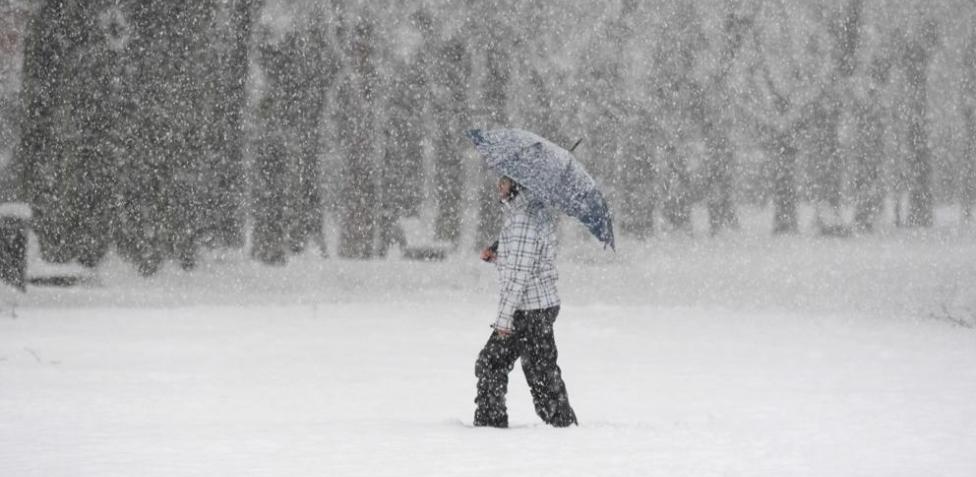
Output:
[
  {"xmin": 929, "ymin": 305, "xmax": 976, "ymax": 329},
  {"xmin": 24, "ymin": 347, "xmax": 42, "ymax": 364}
]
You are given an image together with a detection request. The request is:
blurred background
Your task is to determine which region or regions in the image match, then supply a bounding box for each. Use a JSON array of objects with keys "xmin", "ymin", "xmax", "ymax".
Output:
[{"xmin": 0, "ymin": 0, "xmax": 974, "ymax": 276}]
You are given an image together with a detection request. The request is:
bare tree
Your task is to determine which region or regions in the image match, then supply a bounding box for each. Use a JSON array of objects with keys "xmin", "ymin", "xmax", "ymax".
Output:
[
  {"xmin": 782, "ymin": 0, "xmax": 863, "ymax": 237},
  {"xmin": 896, "ymin": 18, "xmax": 940, "ymax": 228},
  {"xmin": 576, "ymin": 0, "xmax": 650, "ymax": 237},
  {"xmin": 963, "ymin": 31, "xmax": 976, "ymax": 223},
  {"xmin": 690, "ymin": 0, "xmax": 757, "ymax": 235},
  {"xmin": 743, "ymin": 0, "xmax": 832, "ymax": 234},
  {"xmin": 653, "ymin": 1, "xmax": 709, "ymax": 234},
  {"xmin": 851, "ymin": 58, "xmax": 890, "ymax": 232}
]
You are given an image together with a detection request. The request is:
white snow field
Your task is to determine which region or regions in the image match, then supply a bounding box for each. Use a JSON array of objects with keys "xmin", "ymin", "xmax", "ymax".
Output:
[{"xmin": 3, "ymin": 214, "xmax": 976, "ymax": 476}]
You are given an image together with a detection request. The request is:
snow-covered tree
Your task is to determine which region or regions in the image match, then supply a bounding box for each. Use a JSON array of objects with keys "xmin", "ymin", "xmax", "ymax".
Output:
[
  {"xmin": 16, "ymin": 0, "xmax": 124, "ymax": 267},
  {"xmin": 335, "ymin": 9, "xmax": 380, "ymax": 259},
  {"xmin": 252, "ymin": 8, "xmax": 335, "ymax": 264},
  {"xmin": 208, "ymin": 0, "xmax": 261, "ymax": 250}
]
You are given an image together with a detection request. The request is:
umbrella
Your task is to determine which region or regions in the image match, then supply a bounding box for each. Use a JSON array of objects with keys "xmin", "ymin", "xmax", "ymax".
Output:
[{"xmin": 465, "ymin": 128, "xmax": 615, "ymax": 250}]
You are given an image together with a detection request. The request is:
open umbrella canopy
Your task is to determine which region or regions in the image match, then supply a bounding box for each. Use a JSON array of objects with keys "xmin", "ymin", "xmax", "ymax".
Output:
[{"xmin": 466, "ymin": 128, "xmax": 615, "ymax": 250}]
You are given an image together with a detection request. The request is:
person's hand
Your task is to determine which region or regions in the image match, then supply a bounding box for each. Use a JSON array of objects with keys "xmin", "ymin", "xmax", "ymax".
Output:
[
  {"xmin": 495, "ymin": 328, "xmax": 512, "ymax": 338},
  {"xmin": 480, "ymin": 247, "xmax": 496, "ymax": 263}
]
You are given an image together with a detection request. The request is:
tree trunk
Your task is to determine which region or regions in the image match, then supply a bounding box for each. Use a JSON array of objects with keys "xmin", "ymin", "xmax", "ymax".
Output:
[
  {"xmin": 698, "ymin": 6, "xmax": 750, "ymax": 236},
  {"xmin": 904, "ymin": 42, "xmax": 933, "ymax": 228},
  {"xmin": 702, "ymin": 120, "xmax": 738, "ymax": 235},
  {"xmin": 377, "ymin": 61, "xmax": 424, "ymax": 256},
  {"xmin": 433, "ymin": 133, "xmax": 463, "ymax": 244},
  {"xmin": 211, "ymin": 0, "xmax": 260, "ymax": 249},
  {"xmin": 660, "ymin": 147, "xmax": 692, "ymax": 233},
  {"xmin": 337, "ymin": 18, "xmax": 378, "ymax": 259},
  {"xmin": 771, "ymin": 132, "xmax": 799, "ymax": 234},
  {"xmin": 809, "ymin": 0, "xmax": 862, "ymax": 236},
  {"xmin": 289, "ymin": 103, "xmax": 325, "ymax": 255},
  {"xmin": 852, "ymin": 99, "xmax": 885, "ymax": 232},
  {"xmin": 809, "ymin": 98, "xmax": 845, "ymax": 235},
  {"xmin": 250, "ymin": 37, "xmax": 292, "ymax": 264},
  {"xmin": 963, "ymin": 107, "xmax": 976, "ymax": 223},
  {"xmin": 962, "ymin": 35, "xmax": 976, "ymax": 224},
  {"xmin": 432, "ymin": 37, "xmax": 470, "ymax": 246},
  {"xmin": 286, "ymin": 26, "xmax": 332, "ymax": 256},
  {"xmin": 338, "ymin": 114, "xmax": 377, "ymax": 259},
  {"xmin": 250, "ymin": 128, "xmax": 287, "ymax": 265},
  {"xmin": 617, "ymin": 136, "xmax": 656, "ymax": 238}
]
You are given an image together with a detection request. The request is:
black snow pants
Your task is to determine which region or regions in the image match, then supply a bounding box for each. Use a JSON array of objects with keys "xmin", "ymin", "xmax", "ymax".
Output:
[{"xmin": 474, "ymin": 306, "xmax": 577, "ymax": 428}]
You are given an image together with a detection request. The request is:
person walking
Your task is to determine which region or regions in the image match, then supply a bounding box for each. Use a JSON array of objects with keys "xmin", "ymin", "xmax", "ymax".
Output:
[{"xmin": 474, "ymin": 176, "xmax": 578, "ymax": 428}]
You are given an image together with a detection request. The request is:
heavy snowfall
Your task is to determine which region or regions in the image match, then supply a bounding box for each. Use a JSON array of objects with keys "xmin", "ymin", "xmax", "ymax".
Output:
[{"xmin": 1, "ymin": 0, "xmax": 976, "ymax": 476}]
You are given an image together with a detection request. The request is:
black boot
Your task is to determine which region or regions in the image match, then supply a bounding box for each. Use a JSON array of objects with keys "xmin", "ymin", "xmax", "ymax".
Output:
[
  {"xmin": 473, "ymin": 407, "xmax": 509, "ymax": 428},
  {"xmin": 549, "ymin": 406, "xmax": 578, "ymax": 427}
]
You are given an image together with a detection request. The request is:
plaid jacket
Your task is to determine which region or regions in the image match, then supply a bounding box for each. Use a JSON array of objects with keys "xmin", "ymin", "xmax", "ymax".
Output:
[{"xmin": 493, "ymin": 194, "xmax": 560, "ymax": 332}]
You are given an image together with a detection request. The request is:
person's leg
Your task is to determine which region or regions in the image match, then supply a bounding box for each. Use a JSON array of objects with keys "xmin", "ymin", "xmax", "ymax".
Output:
[
  {"xmin": 473, "ymin": 312, "xmax": 524, "ymax": 427},
  {"xmin": 520, "ymin": 306, "xmax": 578, "ymax": 427}
]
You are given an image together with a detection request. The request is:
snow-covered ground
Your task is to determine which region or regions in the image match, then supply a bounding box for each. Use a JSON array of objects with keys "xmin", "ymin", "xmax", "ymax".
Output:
[{"xmin": 2, "ymin": 211, "xmax": 976, "ymax": 476}]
